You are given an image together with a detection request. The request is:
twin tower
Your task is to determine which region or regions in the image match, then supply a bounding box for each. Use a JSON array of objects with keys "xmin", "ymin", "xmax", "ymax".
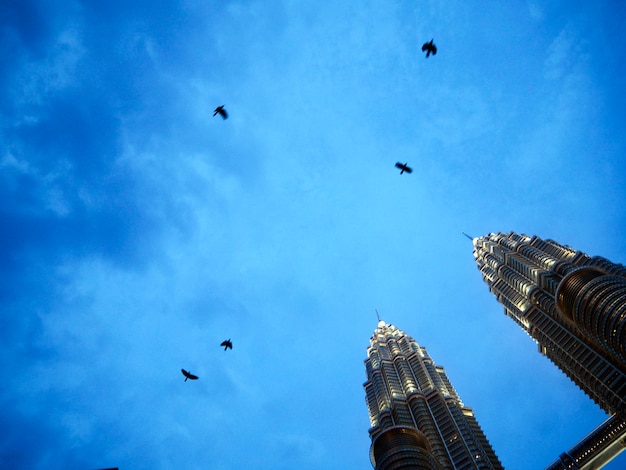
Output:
[{"xmin": 363, "ymin": 232, "xmax": 626, "ymax": 469}]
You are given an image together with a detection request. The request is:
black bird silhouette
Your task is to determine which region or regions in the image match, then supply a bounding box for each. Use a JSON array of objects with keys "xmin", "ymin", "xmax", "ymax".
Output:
[
  {"xmin": 213, "ymin": 105, "xmax": 228, "ymax": 119},
  {"xmin": 395, "ymin": 162, "xmax": 413, "ymax": 174},
  {"xmin": 421, "ymin": 39, "xmax": 437, "ymax": 58},
  {"xmin": 221, "ymin": 339, "xmax": 233, "ymax": 351},
  {"xmin": 181, "ymin": 369, "xmax": 199, "ymax": 381}
]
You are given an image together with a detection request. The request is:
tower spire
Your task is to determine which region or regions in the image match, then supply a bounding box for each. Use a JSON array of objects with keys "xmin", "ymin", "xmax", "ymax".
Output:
[
  {"xmin": 462, "ymin": 231, "xmax": 474, "ymax": 241},
  {"xmin": 375, "ymin": 308, "xmax": 381, "ymax": 322}
]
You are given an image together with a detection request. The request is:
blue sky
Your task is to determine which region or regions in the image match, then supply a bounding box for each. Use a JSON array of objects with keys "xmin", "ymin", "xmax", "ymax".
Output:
[{"xmin": 2, "ymin": 1, "xmax": 626, "ymax": 469}]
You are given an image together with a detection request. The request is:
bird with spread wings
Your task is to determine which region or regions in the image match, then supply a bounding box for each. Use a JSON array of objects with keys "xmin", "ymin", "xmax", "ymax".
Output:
[
  {"xmin": 213, "ymin": 105, "xmax": 228, "ymax": 119},
  {"xmin": 221, "ymin": 339, "xmax": 233, "ymax": 351},
  {"xmin": 395, "ymin": 162, "xmax": 413, "ymax": 174},
  {"xmin": 421, "ymin": 39, "xmax": 437, "ymax": 58},
  {"xmin": 181, "ymin": 369, "xmax": 199, "ymax": 381}
]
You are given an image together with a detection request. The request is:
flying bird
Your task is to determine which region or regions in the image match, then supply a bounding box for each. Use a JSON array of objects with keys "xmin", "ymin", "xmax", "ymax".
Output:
[
  {"xmin": 221, "ymin": 339, "xmax": 233, "ymax": 351},
  {"xmin": 421, "ymin": 39, "xmax": 437, "ymax": 58},
  {"xmin": 395, "ymin": 162, "xmax": 413, "ymax": 174},
  {"xmin": 181, "ymin": 369, "xmax": 199, "ymax": 381},
  {"xmin": 213, "ymin": 105, "xmax": 228, "ymax": 119}
]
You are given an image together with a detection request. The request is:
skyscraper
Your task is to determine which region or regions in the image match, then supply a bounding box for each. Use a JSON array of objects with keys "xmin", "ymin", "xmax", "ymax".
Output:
[
  {"xmin": 472, "ymin": 232, "xmax": 626, "ymax": 468},
  {"xmin": 363, "ymin": 319, "xmax": 503, "ymax": 470}
]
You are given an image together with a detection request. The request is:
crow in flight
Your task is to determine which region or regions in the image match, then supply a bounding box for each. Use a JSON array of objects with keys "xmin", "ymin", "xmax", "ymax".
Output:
[
  {"xmin": 421, "ymin": 39, "xmax": 437, "ymax": 58},
  {"xmin": 181, "ymin": 369, "xmax": 199, "ymax": 381},
  {"xmin": 213, "ymin": 105, "xmax": 228, "ymax": 119},
  {"xmin": 221, "ymin": 339, "xmax": 233, "ymax": 351},
  {"xmin": 395, "ymin": 162, "xmax": 413, "ymax": 174}
]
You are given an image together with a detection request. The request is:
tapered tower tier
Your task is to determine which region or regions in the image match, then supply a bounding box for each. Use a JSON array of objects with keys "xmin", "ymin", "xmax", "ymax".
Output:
[
  {"xmin": 472, "ymin": 232, "xmax": 626, "ymax": 469},
  {"xmin": 472, "ymin": 232, "xmax": 626, "ymax": 415},
  {"xmin": 364, "ymin": 320, "xmax": 503, "ymax": 470}
]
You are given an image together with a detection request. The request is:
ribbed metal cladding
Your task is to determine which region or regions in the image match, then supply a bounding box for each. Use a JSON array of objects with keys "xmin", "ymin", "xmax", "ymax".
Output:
[
  {"xmin": 474, "ymin": 232, "xmax": 626, "ymax": 376},
  {"xmin": 472, "ymin": 232, "xmax": 626, "ymax": 465},
  {"xmin": 364, "ymin": 321, "xmax": 503, "ymax": 469},
  {"xmin": 556, "ymin": 268, "xmax": 605, "ymax": 321},
  {"xmin": 372, "ymin": 427, "xmax": 441, "ymax": 470},
  {"xmin": 556, "ymin": 267, "xmax": 626, "ymax": 365}
]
